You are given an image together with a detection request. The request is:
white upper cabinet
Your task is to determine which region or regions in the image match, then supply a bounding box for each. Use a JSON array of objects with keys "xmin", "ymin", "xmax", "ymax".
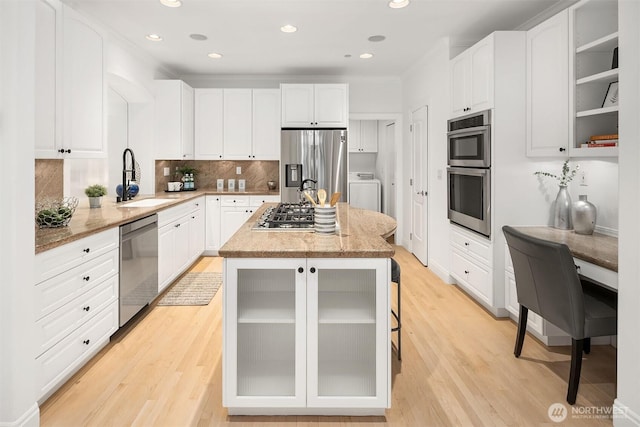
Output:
[
  {"xmin": 349, "ymin": 120, "xmax": 378, "ymax": 153},
  {"xmin": 223, "ymin": 89, "xmax": 253, "ymax": 159},
  {"xmin": 36, "ymin": 1, "xmax": 106, "ymax": 159},
  {"xmin": 252, "ymin": 89, "xmax": 281, "ymax": 160},
  {"xmin": 154, "ymin": 80, "xmax": 194, "ymax": 160},
  {"xmin": 526, "ymin": 9, "xmax": 570, "ymax": 157},
  {"xmin": 450, "ymin": 37, "xmax": 494, "ymax": 117},
  {"xmin": 569, "ymin": 0, "xmax": 619, "ymax": 158},
  {"xmin": 281, "ymin": 84, "xmax": 348, "ymax": 128},
  {"xmin": 194, "ymin": 88, "xmax": 280, "ymax": 160},
  {"xmin": 194, "ymin": 88, "xmax": 224, "ymax": 160}
]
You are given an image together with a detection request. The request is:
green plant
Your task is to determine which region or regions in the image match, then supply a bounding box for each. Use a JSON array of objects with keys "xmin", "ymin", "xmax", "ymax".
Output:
[
  {"xmin": 177, "ymin": 165, "xmax": 198, "ymax": 177},
  {"xmin": 534, "ymin": 160, "xmax": 579, "ymax": 186},
  {"xmin": 84, "ymin": 184, "xmax": 107, "ymax": 197}
]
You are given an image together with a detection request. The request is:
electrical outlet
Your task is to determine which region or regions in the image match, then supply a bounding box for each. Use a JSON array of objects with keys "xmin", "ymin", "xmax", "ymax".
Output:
[
  {"xmin": 580, "ymin": 170, "xmax": 588, "ymax": 186},
  {"xmin": 163, "ymin": 167, "xmax": 170, "ymax": 176},
  {"xmin": 236, "ymin": 166, "xmax": 242, "ymax": 175}
]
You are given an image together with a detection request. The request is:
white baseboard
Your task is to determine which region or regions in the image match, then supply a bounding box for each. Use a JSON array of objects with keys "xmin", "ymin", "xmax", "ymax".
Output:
[
  {"xmin": 614, "ymin": 399, "xmax": 640, "ymax": 426},
  {"xmin": 427, "ymin": 258, "xmax": 449, "ymax": 283},
  {"xmin": 0, "ymin": 403, "xmax": 39, "ymax": 427}
]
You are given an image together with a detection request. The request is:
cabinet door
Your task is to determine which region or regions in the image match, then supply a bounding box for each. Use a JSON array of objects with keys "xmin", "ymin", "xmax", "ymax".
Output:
[
  {"xmin": 469, "ymin": 38, "xmax": 494, "ymax": 113},
  {"xmin": 62, "ymin": 6, "xmax": 105, "ymax": 158},
  {"xmin": 180, "ymin": 82, "xmax": 195, "ymax": 160},
  {"xmin": 360, "ymin": 120, "xmax": 378, "ymax": 153},
  {"xmin": 223, "ymin": 258, "xmax": 307, "ymax": 408},
  {"xmin": 526, "ymin": 9, "xmax": 570, "ymax": 157},
  {"xmin": 223, "ymin": 89, "xmax": 253, "ymax": 159},
  {"xmin": 158, "ymin": 224, "xmax": 175, "ymax": 292},
  {"xmin": 220, "ymin": 207, "xmax": 251, "ymax": 247},
  {"xmin": 35, "ymin": 0, "xmax": 61, "ymax": 159},
  {"xmin": 348, "ymin": 120, "xmax": 361, "ymax": 152},
  {"xmin": 306, "ymin": 258, "xmax": 389, "ymax": 408},
  {"xmin": 205, "ymin": 196, "xmax": 222, "ymax": 252},
  {"xmin": 252, "ymin": 89, "xmax": 281, "ymax": 160},
  {"xmin": 314, "ymin": 84, "xmax": 348, "ymax": 128},
  {"xmin": 195, "ymin": 89, "xmax": 224, "ymax": 159},
  {"xmin": 188, "ymin": 205, "xmax": 205, "ymax": 262},
  {"xmin": 174, "ymin": 216, "xmax": 192, "ymax": 274},
  {"xmin": 281, "ymin": 84, "xmax": 315, "ymax": 127},
  {"xmin": 450, "ymin": 53, "xmax": 470, "ymax": 117}
]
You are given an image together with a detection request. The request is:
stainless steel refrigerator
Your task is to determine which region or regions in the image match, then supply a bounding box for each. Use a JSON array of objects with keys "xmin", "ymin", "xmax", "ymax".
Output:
[{"xmin": 281, "ymin": 129, "xmax": 347, "ymax": 204}]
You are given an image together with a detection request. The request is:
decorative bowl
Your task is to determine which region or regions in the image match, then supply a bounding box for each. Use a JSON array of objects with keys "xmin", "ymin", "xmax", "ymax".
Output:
[
  {"xmin": 267, "ymin": 180, "xmax": 277, "ymax": 191},
  {"xmin": 35, "ymin": 197, "xmax": 79, "ymax": 228}
]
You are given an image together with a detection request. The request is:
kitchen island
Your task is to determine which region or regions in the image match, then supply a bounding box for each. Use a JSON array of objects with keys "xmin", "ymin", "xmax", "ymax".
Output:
[{"xmin": 219, "ymin": 203, "xmax": 396, "ymax": 415}]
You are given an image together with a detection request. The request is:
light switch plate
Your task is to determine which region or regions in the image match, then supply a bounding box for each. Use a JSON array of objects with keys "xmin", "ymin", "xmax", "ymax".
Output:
[
  {"xmin": 163, "ymin": 167, "xmax": 170, "ymax": 176},
  {"xmin": 236, "ymin": 166, "xmax": 242, "ymax": 175}
]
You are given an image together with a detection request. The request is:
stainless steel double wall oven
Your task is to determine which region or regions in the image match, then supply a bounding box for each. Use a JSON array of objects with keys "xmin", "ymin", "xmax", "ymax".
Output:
[{"xmin": 447, "ymin": 110, "xmax": 492, "ymax": 237}]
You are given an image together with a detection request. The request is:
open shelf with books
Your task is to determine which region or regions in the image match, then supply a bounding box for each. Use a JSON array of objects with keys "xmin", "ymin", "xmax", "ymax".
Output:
[{"xmin": 569, "ymin": 0, "xmax": 619, "ymax": 158}]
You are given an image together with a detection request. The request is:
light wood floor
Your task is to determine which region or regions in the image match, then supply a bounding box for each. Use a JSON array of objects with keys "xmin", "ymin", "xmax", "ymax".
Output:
[{"xmin": 40, "ymin": 246, "xmax": 616, "ymax": 426}]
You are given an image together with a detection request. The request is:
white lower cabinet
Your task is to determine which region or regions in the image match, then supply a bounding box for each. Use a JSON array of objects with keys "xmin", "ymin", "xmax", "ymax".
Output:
[
  {"xmin": 158, "ymin": 197, "xmax": 205, "ymax": 292},
  {"xmin": 449, "ymin": 225, "xmax": 494, "ymax": 309},
  {"xmin": 223, "ymin": 257, "xmax": 389, "ymax": 415},
  {"xmin": 34, "ymin": 228, "xmax": 119, "ymax": 402},
  {"xmin": 219, "ymin": 195, "xmax": 281, "ymax": 248}
]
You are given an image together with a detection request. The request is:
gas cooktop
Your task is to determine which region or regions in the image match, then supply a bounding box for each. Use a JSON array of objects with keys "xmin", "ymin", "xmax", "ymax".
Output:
[{"xmin": 253, "ymin": 203, "xmax": 315, "ymax": 231}]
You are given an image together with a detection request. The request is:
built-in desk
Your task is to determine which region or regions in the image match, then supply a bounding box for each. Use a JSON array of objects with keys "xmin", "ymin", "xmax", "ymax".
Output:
[
  {"xmin": 506, "ymin": 227, "xmax": 618, "ymax": 345},
  {"xmin": 513, "ymin": 227, "xmax": 618, "ymax": 291}
]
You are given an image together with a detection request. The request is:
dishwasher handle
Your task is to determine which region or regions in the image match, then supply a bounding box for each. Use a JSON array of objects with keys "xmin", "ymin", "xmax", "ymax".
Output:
[{"xmin": 120, "ymin": 214, "xmax": 158, "ymax": 241}]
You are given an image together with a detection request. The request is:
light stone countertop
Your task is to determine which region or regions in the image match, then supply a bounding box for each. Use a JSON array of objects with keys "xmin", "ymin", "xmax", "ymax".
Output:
[
  {"xmin": 35, "ymin": 189, "xmax": 280, "ymax": 254},
  {"xmin": 513, "ymin": 226, "xmax": 618, "ymax": 272},
  {"xmin": 218, "ymin": 203, "xmax": 397, "ymax": 259}
]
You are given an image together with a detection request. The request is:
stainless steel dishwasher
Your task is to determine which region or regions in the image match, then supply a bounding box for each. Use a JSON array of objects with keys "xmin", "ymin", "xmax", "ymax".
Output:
[{"xmin": 119, "ymin": 214, "xmax": 158, "ymax": 327}]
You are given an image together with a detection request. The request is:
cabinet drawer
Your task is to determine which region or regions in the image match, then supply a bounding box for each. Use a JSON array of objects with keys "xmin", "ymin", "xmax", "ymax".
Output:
[
  {"xmin": 158, "ymin": 202, "xmax": 195, "ymax": 227},
  {"xmin": 35, "ymin": 249, "xmax": 118, "ymax": 320},
  {"xmin": 451, "ymin": 250, "xmax": 491, "ymax": 304},
  {"xmin": 35, "ymin": 228, "xmax": 118, "ymax": 284},
  {"xmin": 574, "ymin": 258, "xmax": 617, "ymax": 291},
  {"xmin": 36, "ymin": 301, "xmax": 118, "ymax": 401},
  {"xmin": 450, "ymin": 227, "xmax": 492, "ymax": 265},
  {"xmin": 36, "ymin": 274, "xmax": 118, "ymax": 356},
  {"xmin": 249, "ymin": 195, "xmax": 280, "ymax": 206},
  {"xmin": 221, "ymin": 196, "xmax": 250, "ymax": 207}
]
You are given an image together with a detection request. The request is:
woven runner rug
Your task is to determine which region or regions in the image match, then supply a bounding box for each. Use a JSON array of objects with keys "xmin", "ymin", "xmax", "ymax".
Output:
[{"xmin": 157, "ymin": 272, "xmax": 222, "ymax": 306}]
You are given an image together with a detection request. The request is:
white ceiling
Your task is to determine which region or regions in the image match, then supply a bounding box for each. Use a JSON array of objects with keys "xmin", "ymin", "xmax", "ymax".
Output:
[{"xmin": 65, "ymin": 0, "xmax": 574, "ymax": 78}]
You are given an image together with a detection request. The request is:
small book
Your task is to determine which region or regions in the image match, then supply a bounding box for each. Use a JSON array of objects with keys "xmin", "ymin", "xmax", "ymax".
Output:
[
  {"xmin": 589, "ymin": 133, "xmax": 618, "ymax": 141},
  {"xmin": 582, "ymin": 142, "xmax": 618, "ymax": 148}
]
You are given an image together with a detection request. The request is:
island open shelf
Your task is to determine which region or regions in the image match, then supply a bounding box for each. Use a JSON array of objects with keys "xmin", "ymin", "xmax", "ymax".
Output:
[{"xmin": 220, "ymin": 203, "xmax": 397, "ymax": 415}]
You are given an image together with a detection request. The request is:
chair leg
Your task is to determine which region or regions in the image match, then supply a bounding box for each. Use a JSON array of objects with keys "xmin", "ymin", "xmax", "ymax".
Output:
[
  {"xmin": 514, "ymin": 305, "xmax": 528, "ymax": 357},
  {"xmin": 567, "ymin": 338, "xmax": 584, "ymax": 405},
  {"xmin": 583, "ymin": 337, "xmax": 591, "ymax": 355},
  {"xmin": 397, "ymin": 277, "xmax": 401, "ymax": 361}
]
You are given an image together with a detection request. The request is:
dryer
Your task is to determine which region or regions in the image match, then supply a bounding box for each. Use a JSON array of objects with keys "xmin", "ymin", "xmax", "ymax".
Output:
[{"xmin": 348, "ymin": 176, "xmax": 381, "ymax": 212}]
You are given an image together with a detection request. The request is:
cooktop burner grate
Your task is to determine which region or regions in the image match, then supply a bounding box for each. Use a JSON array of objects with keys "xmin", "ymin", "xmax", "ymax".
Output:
[{"xmin": 254, "ymin": 203, "xmax": 315, "ymax": 230}]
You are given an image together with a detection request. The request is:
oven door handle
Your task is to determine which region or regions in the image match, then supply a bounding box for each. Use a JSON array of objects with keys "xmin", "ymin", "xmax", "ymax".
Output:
[{"xmin": 447, "ymin": 125, "xmax": 490, "ymax": 137}]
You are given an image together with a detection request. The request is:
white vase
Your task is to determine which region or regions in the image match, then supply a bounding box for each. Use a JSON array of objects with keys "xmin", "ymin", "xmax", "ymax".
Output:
[
  {"xmin": 553, "ymin": 185, "xmax": 572, "ymax": 230},
  {"xmin": 88, "ymin": 196, "xmax": 102, "ymax": 208},
  {"xmin": 572, "ymin": 195, "xmax": 597, "ymax": 235}
]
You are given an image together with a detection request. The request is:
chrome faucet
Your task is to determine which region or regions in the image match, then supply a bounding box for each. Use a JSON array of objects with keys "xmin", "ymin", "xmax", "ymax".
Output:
[{"xmin": 119, "ymin": 148, "xmax": 136, "ymax": 202}]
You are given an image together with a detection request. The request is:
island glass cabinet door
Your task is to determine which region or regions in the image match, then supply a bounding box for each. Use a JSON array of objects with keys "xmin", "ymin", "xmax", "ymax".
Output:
[
  {"xmin": 306, "ymin": 258, "xmax": 390, "ymax": 409},
  {"xmin": 223, "ymin": 258, "xmax": 307, "ymax": 408}
]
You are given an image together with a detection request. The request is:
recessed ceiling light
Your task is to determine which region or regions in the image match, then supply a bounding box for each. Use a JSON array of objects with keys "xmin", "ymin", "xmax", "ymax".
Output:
[
  {"xmin": 360, "ymin": 53, "xmax": 374, "ymax": 59},
  {"xmin": 280, "ymin": 25, "xmax": 298, "ymax": 33},
  {"xmin": 146, "ymin": 34, "xmax": 163, "ymax": 41},
  {"xmin": 344, "ymin": 54, "xmax": 352, "ymax": 58},
  {"xmin": 368, "ymin": 35, "xmax": 386, "ymax": 42},
  {"xmin": 208, "ymin": 52, "xmax": 223, "ymax": 59},
  {"xmin": 160, "ymin": 0, "xmax": 182, "ymax": 7},
  {"xmin": 388, "ymin": 0, "xmax": 409, "ymax": 9},
  {"xmin": 190, "ymin": 34, "xmax": 208, "ymax": 41}
]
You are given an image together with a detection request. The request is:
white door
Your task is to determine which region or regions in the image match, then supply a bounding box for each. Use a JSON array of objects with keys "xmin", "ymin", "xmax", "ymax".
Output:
[
  {"xmin": 411, "ymin": 107, "xmax": 428, "ymax": 265},
  {"xmin": 384, "ymin": 122, "xmax": 396, "ymax": 219}
]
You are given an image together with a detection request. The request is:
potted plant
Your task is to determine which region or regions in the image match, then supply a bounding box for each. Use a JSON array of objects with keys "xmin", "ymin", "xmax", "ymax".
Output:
[{"xmin": 85, "ymin": 184, "xmax": 107, "ymax": 208}]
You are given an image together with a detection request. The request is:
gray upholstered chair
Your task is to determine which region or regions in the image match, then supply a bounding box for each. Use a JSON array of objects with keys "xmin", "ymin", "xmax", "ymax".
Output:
[{"xmin": 502, "ymin": 226, "xmax": 617, "ymax": 405}]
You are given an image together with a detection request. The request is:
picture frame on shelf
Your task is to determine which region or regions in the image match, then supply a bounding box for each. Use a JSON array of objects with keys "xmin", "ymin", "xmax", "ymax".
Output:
[
  {"xmin": 602, "ymin": 81, "xmax": 618, "ymax": 108},
  {"xmin": 611, "ymin": 47, "xmax": 618, "ymax": 69}
]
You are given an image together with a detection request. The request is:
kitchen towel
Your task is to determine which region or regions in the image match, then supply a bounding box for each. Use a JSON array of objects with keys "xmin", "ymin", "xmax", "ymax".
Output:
[{"xmin": 157, "ymin": 272, "xmax": 222, "ymax": 306}]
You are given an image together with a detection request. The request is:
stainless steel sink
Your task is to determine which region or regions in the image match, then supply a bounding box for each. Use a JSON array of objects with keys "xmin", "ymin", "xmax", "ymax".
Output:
[{"xmin": 119, "ymin": 198, "xmax": 173, "ymax": 208}]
